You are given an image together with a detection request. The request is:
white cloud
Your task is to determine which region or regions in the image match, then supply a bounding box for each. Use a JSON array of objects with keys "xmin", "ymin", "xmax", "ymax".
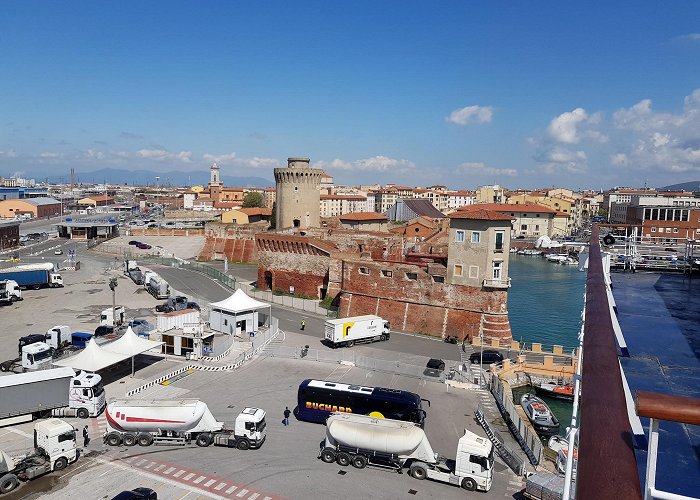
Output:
[
  {"xmin": 534, "ymin": 146, "xmax": 588, "ymax": 175},
  {"xmin": 0, "ymin": 149, "xmax": 17, "ymax": 158},
  {"xmin": 315, "ymin": 156, "xmax": 416, "ymax": 172},
  {"xmin": 676, "ymin": 33, "xmax": 700, "ymax": 42},
  {"xmin": 202, "ymin": 153, "xmax": 279, "ymax": 169},
  {"xmin": 457, "ymin": 162, "xmax": 517, "ymax": 177},
  {"xmin": 38, "ymin": 152, "xmax": 62, "ymax": 159},
  {"xmin": 610, "ymin": 153, "xmax": 628, "ymax": 166},
  {"xmin": 547, "ymin": 108, "xmax": 588, "ymax": 143},
  {"xmin": 203, "ymin": 152, "xmax": 237, "ymax": 163},
  {"xmin": 136, "ymin": 149, "xmax": 191, "ymax": 162},
  {"xmin": 446, "ymin": 105, "xmax": 493, "ymax": 125}
]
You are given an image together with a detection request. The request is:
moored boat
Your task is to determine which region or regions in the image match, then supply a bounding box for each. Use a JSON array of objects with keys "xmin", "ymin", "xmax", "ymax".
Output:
[
  {"xmin": 520, "ymin": 393, "xmax": 561, "ymax": 436},
  {"xmin": 534, "ymin": 381, "xmax": 575, "ymax": 401}
]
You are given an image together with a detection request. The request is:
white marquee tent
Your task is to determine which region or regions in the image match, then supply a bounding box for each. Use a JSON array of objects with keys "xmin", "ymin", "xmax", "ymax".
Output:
[
  {"xmin": 54, "ymin": 327, "xmax": 163, "ymax": 374},
  {"xmin": 209, "ymin": 289, "xmax": 271, "ymax": 336}
]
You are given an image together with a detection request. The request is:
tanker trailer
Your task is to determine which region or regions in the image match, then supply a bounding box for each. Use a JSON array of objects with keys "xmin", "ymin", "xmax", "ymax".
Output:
[
  {"xmin": 318, "ymin": 412, "xmax": 493, "ymax": 492},
  {"xmin": 104, "ymin": 400, "xmax": 266, "ymax": 450}
]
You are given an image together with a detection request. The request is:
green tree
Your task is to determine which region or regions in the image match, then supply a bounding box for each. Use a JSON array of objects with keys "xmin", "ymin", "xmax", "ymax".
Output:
[{"xmin": 242, "ymin": 191, "xmax": 264, "ymax": 208}]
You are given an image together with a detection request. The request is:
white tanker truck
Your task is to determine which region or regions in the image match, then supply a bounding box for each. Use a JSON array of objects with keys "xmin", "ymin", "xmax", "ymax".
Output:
[
  {"xmin": 318, "ymin": 413, "xmax": 493, "ymax": 492},
  {"xmin": 104, "ymin": 400, "xmax": 266, "ymax": 450}
]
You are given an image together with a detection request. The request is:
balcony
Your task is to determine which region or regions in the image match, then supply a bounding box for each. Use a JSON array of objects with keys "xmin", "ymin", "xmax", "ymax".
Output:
[{"xmin": 482, "ymin": 277, "xmax": 511, "ymax": 289}]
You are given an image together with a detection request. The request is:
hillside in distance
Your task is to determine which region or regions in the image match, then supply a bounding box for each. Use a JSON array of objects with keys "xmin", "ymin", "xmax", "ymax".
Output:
[{"xmin": 659, "ymin": 180, "xmax": 700, "ymax": 192}]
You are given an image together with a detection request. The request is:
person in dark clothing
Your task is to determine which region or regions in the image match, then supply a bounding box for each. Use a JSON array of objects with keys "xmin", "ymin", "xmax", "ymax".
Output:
[
  {"xmin": 283, "ymin": 407, "xmax": 291, "ymax": 426},
  {"xmin": 300, "ymin": 319, "xmax": 305, "ymax": 331},
  {"xmin": 83, "ymin": 425, "xmax": 90, "ymax": 447}
]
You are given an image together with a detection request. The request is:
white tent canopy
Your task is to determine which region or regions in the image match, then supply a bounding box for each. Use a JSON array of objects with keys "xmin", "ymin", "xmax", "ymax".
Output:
[
  {"xmin": 53, "ymin": 338, "xmax": 126, "ymax": 372},
  {"xmin": 209, "ymin": 289, "xmax": 271, "ymax": 336},
  {"xmin": 53, "ymin": 328, "xmax": 164, "ymax": 373},
  {"xmin": 209, "ymin": 289, "xmax": 269, "ymax": 313}
]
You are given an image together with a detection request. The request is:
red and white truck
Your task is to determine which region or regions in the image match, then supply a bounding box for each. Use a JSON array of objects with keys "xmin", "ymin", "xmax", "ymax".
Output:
[{"xmin": 104, "ymin": 400, "xmax": 266, "ymax": 450}]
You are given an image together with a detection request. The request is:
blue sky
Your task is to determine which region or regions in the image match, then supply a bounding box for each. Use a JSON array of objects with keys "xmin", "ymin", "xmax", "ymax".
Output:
[{"xmin": 1, "ymin": 1, "xmax": 699, "ymax": 190}]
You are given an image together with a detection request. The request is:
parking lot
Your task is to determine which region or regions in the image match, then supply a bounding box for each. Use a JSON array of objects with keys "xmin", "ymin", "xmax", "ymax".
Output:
[{"xmin": 0, "ymin": 244, "xmax": 525, "ymax": 499}]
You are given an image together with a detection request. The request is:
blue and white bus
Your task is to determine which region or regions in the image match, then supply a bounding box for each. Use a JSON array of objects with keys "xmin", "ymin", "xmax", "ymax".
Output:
[{"xmin": 296, "ymin": 379, "xmax": 429, "ymax": 426}]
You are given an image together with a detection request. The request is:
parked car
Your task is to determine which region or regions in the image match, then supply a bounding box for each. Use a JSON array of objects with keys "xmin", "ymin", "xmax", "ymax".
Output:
[
  {"xmin": 136, "ymin": 243, "xmax": 152, "ymax": 249},
  {"xmin": 54, "ymin": 248, "xmax": 63, "ymax": 255},
  {"xmin": 186, "ymin": 301, "xmax": 201, "ymax": 311},
  {"xmin": 128, "ymin": 240, "xmax": 140, "ymax": 245},
  {"xmin": 469, "ymin": 349, "xmax": 504, "ymax": 365},
  {"xmin": 423, "ymin": 358, "xmax": 446, "ymax": 377},
  {"xmin": 94, "ymin": 325, "xmax": 114, "ymax": 336},
  {"xmin": 111, "ymin": 488, "xmax": 158, "ymax": 500},
  {"xmin": 128, "ymin": 319, "xmax": 150, "ymax": 328}
]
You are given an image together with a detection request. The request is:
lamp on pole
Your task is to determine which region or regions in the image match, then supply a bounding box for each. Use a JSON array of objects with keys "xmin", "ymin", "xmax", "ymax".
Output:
[
  {"xmin": 479, "ymin": 311, "xmax": 485, "ymax": 388},
  {"xmin": 109, "ymin": 277, "xmax": 118, "ymax": 331}
]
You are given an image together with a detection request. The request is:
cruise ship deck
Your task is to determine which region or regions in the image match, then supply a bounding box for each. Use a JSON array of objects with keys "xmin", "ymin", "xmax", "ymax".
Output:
[{"xmin": 613, "ymin": 271, "xmax": 700, "ymax": 497}]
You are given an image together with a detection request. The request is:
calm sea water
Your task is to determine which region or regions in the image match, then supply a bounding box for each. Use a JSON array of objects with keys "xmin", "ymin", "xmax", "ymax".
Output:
[
  {"xmin": 507, "ymin": 254, "xmax": 586, "ymax": 436},
  {"xmin": 507, "ymin": 254, "xmax": 586, "ymax": 351}
]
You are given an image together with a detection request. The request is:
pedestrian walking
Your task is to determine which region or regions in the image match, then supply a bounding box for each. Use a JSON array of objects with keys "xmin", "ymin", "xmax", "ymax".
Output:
[
  {"xmin": 300, "ymin": 319, "xmax": 305, "ymax": 331},
  {"xmin": 82, "ymin": 425, "xmax": 90, "ymax": 447},
  {"xmin": 283, "ymin": 407, "xmax": 291, "ymax": 426}
]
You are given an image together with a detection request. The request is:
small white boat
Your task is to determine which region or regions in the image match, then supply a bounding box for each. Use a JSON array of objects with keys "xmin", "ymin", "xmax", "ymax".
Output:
[{"xmin": 521, "ymin": 393, "xmax": 560, "ymax": 436}]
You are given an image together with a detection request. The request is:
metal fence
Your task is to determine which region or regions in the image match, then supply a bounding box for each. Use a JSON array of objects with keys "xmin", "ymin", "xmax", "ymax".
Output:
[
  {"xmin": 475, "ymin": 404, "xmax": 526, "ymax": 475},
  {"xmin": 488, "ymin": 372, "xmax": 543, "ymax": 465}
]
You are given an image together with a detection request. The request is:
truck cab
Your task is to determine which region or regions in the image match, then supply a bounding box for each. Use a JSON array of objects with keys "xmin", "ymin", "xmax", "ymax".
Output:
[
  {"xmin": 100, "ymin": 306, "xmax": 125, "ymax": 327},
  {"xmin": 18, "ymin": 334, "xmax": 48, "ymax": 355},
  {"xmin": 46, "ymin": 326, "xmax": 72, "ymax": 350},
  {"xmin": 21, "ymin": 343, "xmax": 53, "ymax": 371},
  {"xmin": 0, "ymin": 279, "xmax": 21, "ymax": 303},
  {"xmin": 234, "ymin": 407, "xmax": 267, "ymax": 449},
  {"xmin": 69, "ymin": 371, "xmax": 106, "ymax": 418},
  {"xmin": 34, "ymin": 419, "xmax": 78, "ymax": 468},
  {"xmin": 49, "ymin": 273, "xmax": 63, "ymax": 287},
  {"xmin": 453, "ymin": 429, "xmax": 494, "ymax": 492}
]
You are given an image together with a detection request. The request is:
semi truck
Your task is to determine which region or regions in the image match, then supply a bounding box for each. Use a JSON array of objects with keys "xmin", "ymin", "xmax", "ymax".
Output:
[
  {"xmin": 0, "ymin": 343, "xmax": 53, "ymax": 373},
  {"xmin": 0, "ymin": 367, "xmax": 106, "ymax": 426},
  {"xmin": 318, "ymin": 413, "xmax": 493, "ymax": 492},
  {"xmin": 324, "ymin": 315, "xmax": 391, "ymax": 347},
  {"xmin": 100, "ymin": 306, "xmax": 125, "ymax": 327},
  {"xmin": 104, "ymin": 400, "xmax": 266, "ymax": 450},
  {"xmin": 146, "ymin": 277, "xmax": 169, "ymax": 299},
  {"xmin": 0, "ymin": 263, "xmax": 63, "ymax": 290},
  {"xmin": 0, "ymin": 280, "xmax": 21, "ymax": 303},
  {"xmin": 17, "ymin": 326, "xmax": 89, "ymax": 357},
  {"xmin": 0, "ymin": 419, "xmax": 78, "ymax": 495}
]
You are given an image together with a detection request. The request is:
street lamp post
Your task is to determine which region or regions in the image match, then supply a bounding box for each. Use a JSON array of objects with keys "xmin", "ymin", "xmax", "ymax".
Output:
[
  {"xmin": 479, "ymin": 312, "xmax": 484, "ymax": 388},
  {"xmin": 109, "ymin": 277, "xmax": 118, "ymax": 331}
]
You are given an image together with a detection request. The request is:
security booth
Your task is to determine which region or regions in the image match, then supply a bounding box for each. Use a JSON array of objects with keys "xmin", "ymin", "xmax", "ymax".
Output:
[
  {"xmin": 56, "ymin": 219, "xmax": 119, "ymax": 240},
  {"xmin": 208, "ymin": 289, "xmax": 271, "ymax": 336}
]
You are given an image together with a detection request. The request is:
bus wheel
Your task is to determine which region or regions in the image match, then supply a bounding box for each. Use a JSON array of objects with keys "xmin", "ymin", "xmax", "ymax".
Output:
[
  {"xmin": 461, "ymin": 477, "xmax": 477, "ymax": 490},
  {"xmin": 410, "ymin": 464, "xmax": 427, "ymax": 480},
  {"xmin": 320, "ymin": 448, "xmax": 336, "ymax": 463},
  {"xmin": 335, "ymin": 452, "xmax": 351, "ymax": 467},
  {"xmin": 351, "ymin": 455, "xmax": 368, "ymax": 469}
]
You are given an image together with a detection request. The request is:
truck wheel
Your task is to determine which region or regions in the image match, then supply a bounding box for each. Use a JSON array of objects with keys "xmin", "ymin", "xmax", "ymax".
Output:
[
  {"xmin": 137, "ymin": 434, "xmax": 153, "ymax": 446},
  {"xmin": 236, "ymin": 438, "xmax": 250, "ymax": 450},
  {"xmin": 106, "ymin": 432, "xmax": 121, "ymax": 446},
  {"xmin": 346, "ymin": 341, "xmax": 355, "ymax": 348},
  {"xmin": 351, "ymin": 455, "xmax": 368, "ymax": 469},
  {"xmin": 335, "ymin": 452, "xmax": 351, "ymax": 467},
  {"xmin": 77, "ymin": 408, "xmax": 89, "ymax": 419},
  {"xmin": 461, "ymin": 477, "xmax": 477, "ymax": 491},
  {"xmin": 320, "ymin": 448, "xmax": 336, "ymax": 463},
  {"xmin": 33, "ymin": 284, "xmax": 40, "ymax": 290},
  {"xmin": 0, "ymin": 363, "xmax": 9, "ymax": 372},
  {"xmin": 54, "ymin": 457, "xmax": 68, "ymax": 471},
  {"xmin": 196, "ymin": 434, "xmax": 212, "ymax": 447},
  {"xmin": 122, "ymin": 433, "xmax": 137, "ymax": 446},
  {"xmin": 0, "ymin": 474, "xmax": 19, "ymax": 494},
  {"xmin": 410, "ymin": 464, "xmax": 427, "ymax": 480},
  {"xmin": 379, "ymin": 334, "xmax": 387, "ymax": 341}
]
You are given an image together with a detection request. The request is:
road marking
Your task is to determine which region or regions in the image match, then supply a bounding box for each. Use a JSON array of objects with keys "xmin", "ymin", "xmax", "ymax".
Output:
[
  {"xmin": 193, "ymin": 475, "xmax": 207, "ymax": 484},
  {"xmin": 236, "ymin": 489, "xmax": 249, "ymax": 497},
  {"xmin": 183, "ymin": 472, "xmax": 195, "ymax": 481},
  {"xmin": 214, "ymin": 482, "xmax": 227, "ymax": 491},
  {"xmin": 154, "ymin": 464, "xmax": 165, "ymax": 472},
  {"xmin": 248, "ymin": 493, "xmax": 260, "ymax": 500},
  {"xmin": 225, "ymin": 486, "xmax": 238, "ymax": 494},
  {"xmin": 204, "ymin": 479, "xmax": 216, "ymax": 487},
  {"xmin": 175, "ymin": 493, "xmax": 191, "ymax": 500},
  {"xmin": 173, "ymin": 470, "xmax": 185, "ymax": 477},
  {"xmin": 164, "ymin": 467, "xmax": 176, "ymax": 474},
  {"xmin": 144, "ymin": 462, "xmax": 156, "ymax": 469},
  {"xmin": 135, "ymin": 459, "xmax": 148, "ymax": 466}
]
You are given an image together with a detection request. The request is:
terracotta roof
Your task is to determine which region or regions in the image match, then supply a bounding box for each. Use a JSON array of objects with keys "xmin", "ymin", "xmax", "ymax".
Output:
[
  {"xmin": 82, "ymin": 195, "xmax": 113, "ymax": 202},
  {"xmin": 448, "ymin": 209, "xmax": 513, "ymax": 221},
  {"xmin": 457, "ymin": 203, "xmax": 557, "ymax": 214},
  {"xmin": 320, "ymin": 194, "xmax": 366, "ymax": 200},
  {"xmin": 238, "ymin": 207, "xmax": 272, "ymax": 216},
  {"xmin": 338, "ymin": 212, "xmax": 388, "ymax": 221}
]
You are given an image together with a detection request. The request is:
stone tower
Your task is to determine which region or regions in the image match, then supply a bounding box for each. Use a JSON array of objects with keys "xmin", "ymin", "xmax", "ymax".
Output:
[
  {"xmin": 274, "ymin": 157, "xmax": 322, "ymax": 229},
  {"xmin": 209, "ymin": 162, "xmax": 223, "ymax": 201}
]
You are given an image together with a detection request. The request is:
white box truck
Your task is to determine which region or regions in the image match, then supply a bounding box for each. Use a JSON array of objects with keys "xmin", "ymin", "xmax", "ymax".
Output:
[
  {"xmin": 0, "ymin": 343, "xmax": 53, "ymax": 373},
  {"xmin": 324, "ymin": 315, "xmax": 390, "ymax": 347},
  {"xmin": 318, "ymin": 413, "xmax": 493, "ymax": 492},
  {"xmin": 104, "ymin": 400, "xmax": 266, "ymax": 450},
  {"xmin": 0, "ymin": 419, "xmax": 78, "ymax": 495},
  {"xmin": 0, "ymin": 367, "xmax": 106, "ymax": 426}
]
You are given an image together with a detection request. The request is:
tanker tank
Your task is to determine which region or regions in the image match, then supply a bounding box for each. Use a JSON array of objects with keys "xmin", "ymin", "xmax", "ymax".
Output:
[
  {"xmin": 325, "ymin": 413, "xmax": 436, "ymax": 463},
  {"xmin": 106, "ymin": 399, "xmax": 224, "ymax": 434}
]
